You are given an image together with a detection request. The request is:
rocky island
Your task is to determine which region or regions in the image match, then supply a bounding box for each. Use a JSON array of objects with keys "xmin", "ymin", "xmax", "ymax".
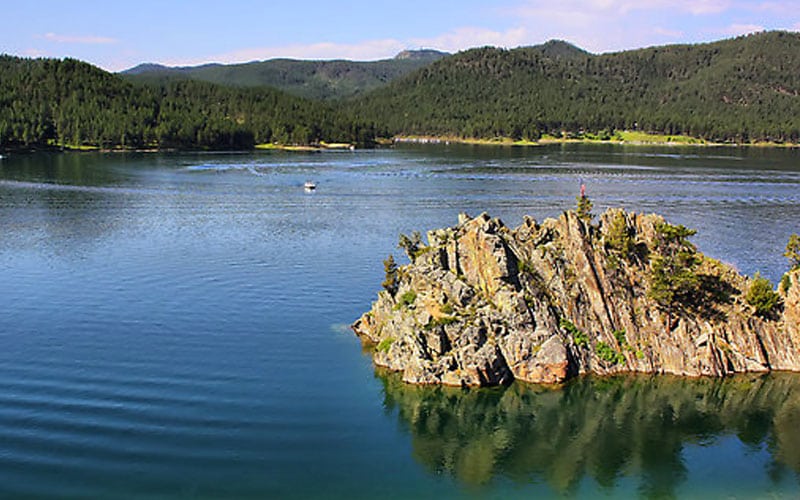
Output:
[{"xmin": 352, "ymin": 205, "xmax": 800, "ymax": 386}]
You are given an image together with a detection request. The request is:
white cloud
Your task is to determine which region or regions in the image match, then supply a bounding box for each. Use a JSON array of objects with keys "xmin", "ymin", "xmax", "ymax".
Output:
[
  {"xmin": 166, "ymin": 38, "xmax": 405, "ymax": 66},
  {"xmin": 653, "ymin": 27, "xmax": 684, "ymax": 38},
  {"xmin": 623, "ymin": 0, "xmax": 729, "ymax": 15},
  {"xmin": 409, "ymin": 27, "xmax": 530, "ymax": 51},
  {"xmin": 40, "ymin": 33, "xmax": 118, "ymax": 44},
  {"xmin": 23, "ymin": 48, "xmax": 46, "ymax": 57},
  {"xmin": 162, "ymin": 26, "xmax": 531, "ymax": 66},
  {"xmin": 718, "ymin": 23, "xmax": 765, "ymax": 35},
  {"xmin": 675, "ymin": 0, "xmax": 731, "ymax": 15},
  {"xmin": 511, "ymin": 0, "xmax": 731, "ymax": 18},
  {"xmin": 136, "ymin": 0, "xmax": 795, "ymax": 69},
  {"xmin": 492, "ymin": 0, "xmax": 776, "ymax": 53},
  {"xmin": 749, "ymin": 1, "xmax": 799, "ymax": 14}
]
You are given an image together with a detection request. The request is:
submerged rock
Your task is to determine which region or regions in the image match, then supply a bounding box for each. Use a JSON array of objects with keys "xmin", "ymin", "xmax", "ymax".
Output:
[{"xmin": 352, "ymin": 208, "xmax": 800, "ymax": 386}]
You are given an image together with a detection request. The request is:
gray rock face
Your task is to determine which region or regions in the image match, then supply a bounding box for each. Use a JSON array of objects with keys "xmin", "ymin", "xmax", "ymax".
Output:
[{"xmin": 352, "ymin": 208, "xmax": 800, "ymax": 386}]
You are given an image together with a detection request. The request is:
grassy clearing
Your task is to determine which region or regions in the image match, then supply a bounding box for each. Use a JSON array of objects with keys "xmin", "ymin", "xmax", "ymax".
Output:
[
  {"xmin": 539, "ymin": 131, "xmax": 707, "ymax": 145},
  {"xmin": 46, "ymin": 139, "xmax": 100, "ymax": 151},
  {"xmin": 615, "ymin": 131, "xmax": 705, "ymax": 144}
]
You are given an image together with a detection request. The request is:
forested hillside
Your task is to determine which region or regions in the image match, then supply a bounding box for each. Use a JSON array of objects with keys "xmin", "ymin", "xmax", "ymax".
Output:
[
  {"xmin": 3, "ymin": 32, "xmax": 800, "ymax": 151},
  {"xmin": 122, "ymin": 49, "xmax": 447, "ymax": 100},
  {"xmin": 0, "ymin": 55, "xmax": 378, "ymax": 150},
  {"xmin": 351, "ymin": 31, "xmax": 800, "ymax": 143}
]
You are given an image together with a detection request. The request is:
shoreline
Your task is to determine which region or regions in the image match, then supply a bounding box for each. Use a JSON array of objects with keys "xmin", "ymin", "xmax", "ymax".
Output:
[
  {"xmin": 4, "ymin": 133, "xmax": 799, "ymax": 155},
  {"xmin": 393, "ymin": 133, "xmax": 800, "ymax": 149},
  {"xmin": 0, "ymin": 142, "xmax": 357, "ymax": 155}
]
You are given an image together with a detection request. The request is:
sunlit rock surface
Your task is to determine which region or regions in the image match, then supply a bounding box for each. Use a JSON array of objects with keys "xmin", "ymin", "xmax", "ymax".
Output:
[{"xmin": 353, "ymin": 208, "xmax": 800, "ymax": 386}]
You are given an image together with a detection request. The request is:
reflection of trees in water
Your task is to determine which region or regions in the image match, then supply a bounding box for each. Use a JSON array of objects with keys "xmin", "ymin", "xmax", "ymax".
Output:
[
  {"xmin": 1, "ymin": 152, "xmax": 129, "ymax": 186},
  {"xmin": 0, "ymin": 153, "xmax": 139, "ymax": 254},
  {"xmin": 379, "ymin": 371, "xmax": 800, "ymax": 497}
]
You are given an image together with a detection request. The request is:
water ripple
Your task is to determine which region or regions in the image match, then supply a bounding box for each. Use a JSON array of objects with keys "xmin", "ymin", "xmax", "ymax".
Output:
[{"xmin": 1, "ymin": 147, "xmax": 799, "ymax": 497}]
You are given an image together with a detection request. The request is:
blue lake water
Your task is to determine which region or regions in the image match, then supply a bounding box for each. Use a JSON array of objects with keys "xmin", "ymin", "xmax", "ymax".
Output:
[{"xmin": 0, "ymin": 144, "xmax": 799, "ymax": 498}]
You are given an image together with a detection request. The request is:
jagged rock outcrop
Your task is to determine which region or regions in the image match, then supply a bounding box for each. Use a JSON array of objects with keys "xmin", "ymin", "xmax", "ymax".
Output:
[{"xmin": 352, "ymin": 208, "xmax": 800, "ymax": 386}]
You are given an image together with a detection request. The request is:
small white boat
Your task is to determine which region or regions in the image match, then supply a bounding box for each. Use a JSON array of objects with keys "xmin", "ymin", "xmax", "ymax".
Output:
[{"xmin": 304, "ymin": 181, "xmax": 317, "ymax": 191}]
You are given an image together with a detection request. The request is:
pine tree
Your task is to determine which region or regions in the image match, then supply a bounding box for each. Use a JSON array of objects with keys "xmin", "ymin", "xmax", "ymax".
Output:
[
  {"xmin": 647, "ymin": 221, "xmax": 699, "ymax": 330},
  {"xmin": 382, "ymin": 254, "xmax": 399, "ymax": 296},
  {"xmin": 605, "ymin": 210, "xmax": 634, "ymax": 257},
  {"xmin": 785, "ymin": 234, "xmax": 800, "ymax": 270},
  {"xmin": 398, "ymin": 231, "xmax": 423, "ymax": 261},
  {"xmin": 576, "ymin": 195, "xmax": 593, "ymax": 222}
]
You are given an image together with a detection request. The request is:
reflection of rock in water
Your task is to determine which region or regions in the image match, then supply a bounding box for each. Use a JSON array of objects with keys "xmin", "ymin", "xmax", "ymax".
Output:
[{"xmin": 378, "ymin": 371, "xmax": 800, "ymax": 496}]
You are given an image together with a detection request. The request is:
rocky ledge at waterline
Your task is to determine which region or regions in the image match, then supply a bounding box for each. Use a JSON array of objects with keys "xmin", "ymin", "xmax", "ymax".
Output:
[{"xmin": 352, "ymin": 208, "xmax": 800, "ymax": 386}]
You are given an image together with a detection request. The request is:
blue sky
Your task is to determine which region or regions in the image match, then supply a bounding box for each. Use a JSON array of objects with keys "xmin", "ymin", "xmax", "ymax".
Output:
[{"xmin": 3, "ymin": 0, "xmax": 799, "ymax": 71}]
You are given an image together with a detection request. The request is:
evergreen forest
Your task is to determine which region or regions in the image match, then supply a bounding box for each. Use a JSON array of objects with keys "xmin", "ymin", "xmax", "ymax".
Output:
[
  {"xmin": 0, "ymin": 55, "xmax": 379, "ymax": 150},
  {"xmin": 2, "ymin": 31, "xmax": 800, "ymax": 151}
]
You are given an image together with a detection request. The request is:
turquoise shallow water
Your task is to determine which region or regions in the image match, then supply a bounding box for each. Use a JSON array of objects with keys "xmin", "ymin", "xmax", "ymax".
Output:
[{"xmin": 0, "ymin": 144, "xmax": 799, "ymax": 498}]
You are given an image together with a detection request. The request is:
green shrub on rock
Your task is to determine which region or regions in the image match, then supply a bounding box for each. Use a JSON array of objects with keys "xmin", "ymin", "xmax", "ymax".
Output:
[
  {"xmin": 399, "ymin": 290, "xmax": 417, "ymax": 307},
  {"xmin": 613, "ymin": 329, "xmax": 628, "ymax": 348},
  {"xmin": 377, "ymin": 337, "xmax": 395, "ymax": 353},
  {"xmin": 596, "ymin": 341, "xmax": 625, "ymax": 365},
  {"xmin": 560, "ymin": 318, "xmax": 589, "ymax": 348},
  {"xmin": 781, "ymin": 273, "xmax": 792, "ymax": 294},
  {"xmin": 746, "ymin": 272, "xmax": 780, "ymax": 318}
]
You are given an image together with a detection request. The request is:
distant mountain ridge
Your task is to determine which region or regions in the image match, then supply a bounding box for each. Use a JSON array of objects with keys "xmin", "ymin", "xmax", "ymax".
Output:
[
  {"xmin": 121, "ymin": 49, "xmax": 449, "ymax": 100},
  {"xmin": 532, "ymin": 39, "xmax": 589, "ymax": 59}
]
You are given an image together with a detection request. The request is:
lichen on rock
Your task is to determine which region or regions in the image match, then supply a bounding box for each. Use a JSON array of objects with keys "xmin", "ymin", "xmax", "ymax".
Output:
[{"xmin": 352, "ymin": 208, "xmax": 800, "ymax": 386}]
